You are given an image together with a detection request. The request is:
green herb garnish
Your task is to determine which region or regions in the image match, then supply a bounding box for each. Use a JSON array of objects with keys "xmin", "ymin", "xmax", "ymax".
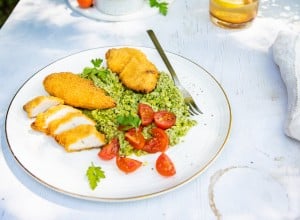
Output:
[
  {"xmin": 81, "ymin": 58, "xmax": 110, "ymax": 83},
  {"xmin": 149, "ymin": 0, "xmax": 169, "ymax": 16},
  {"xmin": 86, "ymin": 162, "xmax": 105, "ymax": 190},
  {"xmin": 91, "ymin": 58, "xmax": 103, "ymax": 68},
  {"xmin": 116, "ymin": 115, "xmax": 141, "ymax": 130}
]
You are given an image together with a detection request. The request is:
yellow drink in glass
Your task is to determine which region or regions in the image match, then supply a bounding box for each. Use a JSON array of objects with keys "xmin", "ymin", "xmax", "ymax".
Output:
[{"xmin": 209, "ymin": 0, "xmax": 259, "ymax": 29}]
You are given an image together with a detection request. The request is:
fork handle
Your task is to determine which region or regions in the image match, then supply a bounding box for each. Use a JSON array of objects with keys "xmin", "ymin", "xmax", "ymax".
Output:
[{"xmin": 147, "ymin": 30, "xmax": 181, "ymax": 86}]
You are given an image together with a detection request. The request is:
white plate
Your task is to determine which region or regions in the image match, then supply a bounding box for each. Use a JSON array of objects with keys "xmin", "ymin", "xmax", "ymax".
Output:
[
  {"xmin": 66, "ymin": 0, "xmax": 174, "ymax": 22},
  {"xmin": 5, "ymin": 46, "xmax": 232, "ymax": 201}
]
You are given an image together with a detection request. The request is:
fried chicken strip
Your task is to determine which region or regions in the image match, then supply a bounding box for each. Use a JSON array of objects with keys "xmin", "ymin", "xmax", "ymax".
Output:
[
  {"xmin": 105, "ymin": 48, "xmax": 159, "ymax": 93},
  {"xmin": 31, "ymin": 105, "xmax": 80, "ymax": 132},
  {"xmin": 43, "ymin": 72, "xmax": 115, "ymax": 110},
  {"xmin": 47, "ymin": 112, "xmax": 96, "ymax": 136},
  {"xmin": 54, "ymin": 124, "xmax": 106, "ymax": 152},
  {"xmin": 105, "ymin": 47, "xmax": 147, "ymax": 74},
  {"xmin": 23, "ymin": 95, "xmax": 64, "ymax": 118},
  {"xmin": 119, "ymin": 57, "xmax": 159, "ymax": 93}
]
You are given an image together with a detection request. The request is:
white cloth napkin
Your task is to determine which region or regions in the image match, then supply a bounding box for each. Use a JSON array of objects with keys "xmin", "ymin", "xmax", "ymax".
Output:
[{"xmin": 273, "ymin": 31, "xmax": 300, "ymax": 141}]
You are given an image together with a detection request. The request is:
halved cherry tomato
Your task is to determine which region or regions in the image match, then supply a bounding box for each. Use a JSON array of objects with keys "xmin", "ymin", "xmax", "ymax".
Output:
[
  {"xmin": 138, "ymin": 103, "xmax": 154, "ymax": 126},
  {"xmin": 125, "ymin": 128, "xmax": 145, "ymax": 150},
  {"xmin": 156, "ymin": 153, "xmax": 176, "ymax": 177},
  {"xmin": 77, "ymin": 0, "xmax": 93, "ymax": 8},
  {"xmin": 98, "ymin": 138, "xmax": 119, "ymax": 160},
  {"xmin": 154, "ymin": 110, "xmax": 176, "ymax": 129},
  {"xmin": 143, "ymin": 137, "xmax": 162, "ymax": 153},
  {"xmin": 116, "ymin": 156, "xmax": 142, "ymax": 174},
  {"xmin": 142, "ymin": 127, "xmax": 169, "ymax": 153}
]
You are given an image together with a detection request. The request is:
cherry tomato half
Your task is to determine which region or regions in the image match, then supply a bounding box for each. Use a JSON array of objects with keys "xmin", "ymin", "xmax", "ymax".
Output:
[
  {"xmin": 138, "ymin": 103, "xmax": 154, "ymax": 126},
  {"xmin": 77, "ymin": 0, "xmax": 93, "ymax": 8},
  {"xmin": 156, "ymin": 153, "xmax": 176, "ymax": 177},
  {"xmin": 125, "ymin": 128, "xmax": 145, "ymax": 150},
  {"xmin": 142, "ymin": 127, "xmax": 169, "ymax": 153},
  {"xmin": 143, "ymin": 137, "xmax": 161, "ymax": 153},
  {"xmin": 98, "ymin": 138, "xmax": 119, "ymax": 160},
  {"xmin": 116, "ymin": 156, "xmax": 142, "ymax": 174},
  {"xmin": 154, "ymin": 110, "xmax": 176, "ymax": 129}
]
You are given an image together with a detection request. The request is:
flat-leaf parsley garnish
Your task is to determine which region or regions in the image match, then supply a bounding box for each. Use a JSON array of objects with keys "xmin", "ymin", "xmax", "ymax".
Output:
[
  {"xmin": 117, "ymin": 115, "xmax": 141, "ymax": 130},
  {"xmin": 81, "ymin": 58, "xmax": 110, "ymax": 83},
  {"xmin": 149, "ymin": 0, "xmax": 169, "ymax": 16},
  {"xmin": 91, "ymin": 58, "xmax": 103, "ymax": 68},
  {"xmin": 86, "ymin": 162, "xmax": 105, "ymax": 190}
]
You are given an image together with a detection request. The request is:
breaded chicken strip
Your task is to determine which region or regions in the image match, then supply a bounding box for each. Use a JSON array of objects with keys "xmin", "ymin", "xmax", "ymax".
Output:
[
  {"xmin": 105, "ymin": 48, "xmax": 159, "ymax": 93},
  {"xmin": 47, "ymin": 112, "xmax": 96, "ymax": 136},
  {"xmin": 31, "ymin": 105, "xmax": 80, "ymax": 132},
  {"xmin": 54, "ymin": 124, "xmax": 106, "ymax": 152},
  {"xmin": 119, "ymin": 57, "xmax": 159, "ymax": 93},
  {"xmin": 105, "ymin": 47, "xmax": 147, "ymax": 74},
  {"xmin": 43, "ymin": 72, "xmax": 115, "ymax": 110},
  {"xmin": 23, "ymin": 95, "xmax": 64, "ymax": 118}
]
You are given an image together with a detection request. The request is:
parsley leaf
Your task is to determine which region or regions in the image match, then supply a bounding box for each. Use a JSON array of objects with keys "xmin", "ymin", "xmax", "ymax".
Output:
[
  {"xmin": 86, "ymin": 162, "xmax": 105, "ymax": 190},
  {"xmin": 81, "ymin": 58, "xmax": 109, "ymax": 82},
  {"xmin": 91, "ymin": 58, "xmax": 103, "ymax": 68},
  {"xmin": 117, "ymin": 115, "xmax": 141, "ymax": 130},
  {"xmin": 158, "ymin": 2, "xmax": 168, "ymax": 15},
  {"xmin": 149, "ymin": 0, "xmax": 169, "ymax": 16}
]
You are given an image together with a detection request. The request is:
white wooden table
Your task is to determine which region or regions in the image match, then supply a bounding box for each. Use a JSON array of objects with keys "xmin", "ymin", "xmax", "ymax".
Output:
[{"xmin": 0, "ymin": 0, "xmax": 300, "ymax": 219}]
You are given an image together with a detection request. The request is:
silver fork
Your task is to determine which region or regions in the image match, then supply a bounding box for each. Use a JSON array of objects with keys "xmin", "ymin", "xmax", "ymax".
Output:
[{"xmin": 147, "ymin": 29, "xmax": 203, "ymax": 115}]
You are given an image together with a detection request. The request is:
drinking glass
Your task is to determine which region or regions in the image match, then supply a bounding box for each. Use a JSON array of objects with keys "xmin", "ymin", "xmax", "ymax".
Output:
[{"xmin": 209, "ymin": 0, "xmax": 259, "ymax": 29}]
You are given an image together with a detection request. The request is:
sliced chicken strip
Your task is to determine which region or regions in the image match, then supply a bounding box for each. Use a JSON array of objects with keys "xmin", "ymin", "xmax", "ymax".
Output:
[
  {"xmin": 31, "ymin": 105, "xmax": 80, "ymax": 132},
  {"xmin": 54, "ymin": 124, "xmax": 106, "ymax": 152},
  {"xmin": 23, "ymin": 96, "xmax": 64, "ymax": 118},
  {"xmin": 47, "ymin": 112, "xmax": 96, "ymax": 136}
]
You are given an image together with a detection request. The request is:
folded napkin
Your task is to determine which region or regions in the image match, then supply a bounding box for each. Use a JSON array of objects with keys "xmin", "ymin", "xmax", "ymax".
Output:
[{"xmin": 273, "ymin": 31, "xmax": 300, "ymax": 141}]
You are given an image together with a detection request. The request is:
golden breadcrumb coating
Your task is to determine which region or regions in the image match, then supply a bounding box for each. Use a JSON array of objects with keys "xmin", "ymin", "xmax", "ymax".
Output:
[
  {"xmin": 23, "ymin": 95, "xmax": 64, "ymax": 118},
  {"xmin": 54, "ymin": 124, "xmax": 106, "ymax": 152},
  {"xmin": 47, "ymin": 112, "xmax": 96, "ymax": 136},
  {"xmin": 105, "ymin": 47, "xmax": 159, "ymax": 93},
  {"xmin": 105, "ymin": 47, "xmax": 147, "ymax": 74},
  {"xmin": 31, "ymin": 105, "xmax": 80, "ymax": 132},
  {"xmin": 43, "ymin": 72, "xmax": 116, "ymax": 110},
  {"xmin": 119, "ymin": 57, "xmax": 159, "ymax": 93}
]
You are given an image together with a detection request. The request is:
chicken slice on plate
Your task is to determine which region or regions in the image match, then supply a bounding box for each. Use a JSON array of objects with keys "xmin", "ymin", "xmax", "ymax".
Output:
[
  {"xmin": 31, "ymin": 105, "xmax": 80, "ymax": 133},
  {"xmin": 43, "ymin": 72, "xmax": 116, "ymax": 110},
  {"xmin": 23, "ymin": 96, "xmax": 64, "ymax": 118},
  {"xmin": 54, "ymin": 124, "xmax": 106, "ymax": 152},
  {"xmin": 47, "ymin": 112, "xmax": 96, "ymax": 136}
]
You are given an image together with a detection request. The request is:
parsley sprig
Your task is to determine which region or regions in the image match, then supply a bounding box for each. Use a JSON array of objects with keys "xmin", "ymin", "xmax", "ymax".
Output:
[
  {"xmin": 86, "ymin": 162, "xmax": 105, "ymax": 190},
  {"xmin": 116, "ymin": 115, "xmax": 141, "ymax": 130},
  {"xmin": 149, "ymin": 0, "xmax": 169, "ymax": 16},
  {"xmin": 81, "ymin": 58, "xmax": 110, "ymax": 83}
]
